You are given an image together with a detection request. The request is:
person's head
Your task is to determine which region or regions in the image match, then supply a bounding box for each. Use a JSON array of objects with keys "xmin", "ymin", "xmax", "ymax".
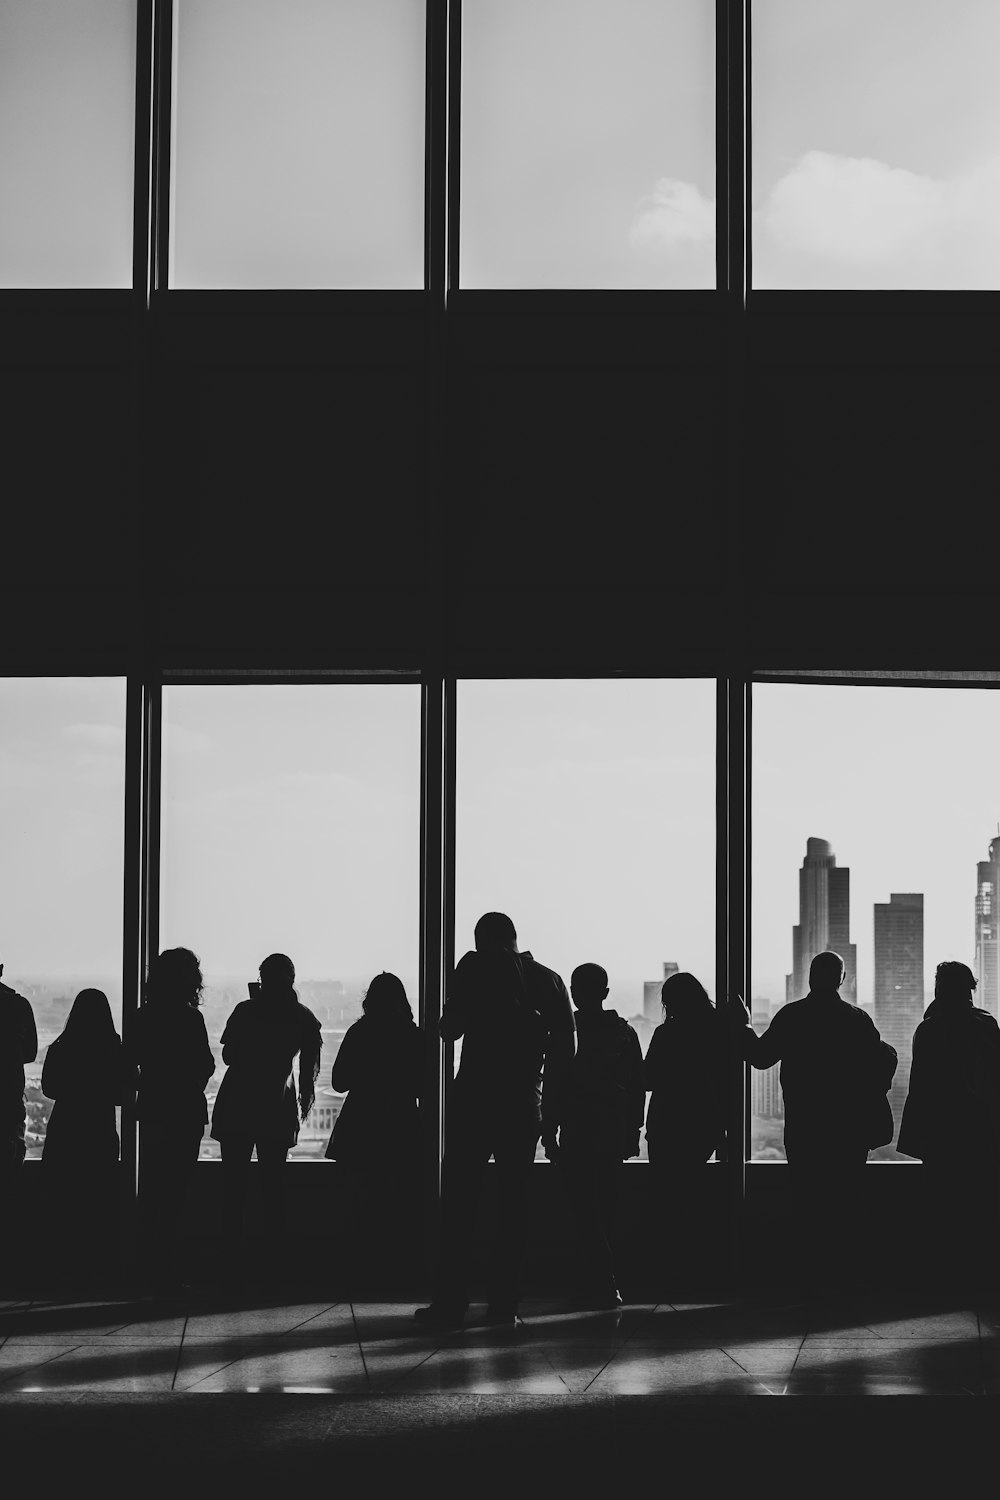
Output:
[
  {"xmin": 808, "ymin": 951, "xmax": 845, "ymax": 995},
  {"xmin": 362, "ymin": 971, "xmax": 413, "ymax": 1024},
  {"xmin": 259, "ymin": 953, "xmax": 296, "ymax": 998},
  {"xmin": 474, "ymin": 912, "xmax": 518, "ymax": 954},
  {"xmin": 570, "ymin": 963, "xmax": 610, "ymax": 1015},
  {"xmin": 661, "ymin": 971, "xmax": 714, "ymax": 1022},
  {"xmin": 63, "ymin": 987, "xmax": 116, "ymax": 1040},
  {"xmin": 934, "ymin": 960, "xmax": 977, "ymax": 1005},
  {"xmin": 146, "ymin": 947, "xmax": 203, "ymax": 1008}
]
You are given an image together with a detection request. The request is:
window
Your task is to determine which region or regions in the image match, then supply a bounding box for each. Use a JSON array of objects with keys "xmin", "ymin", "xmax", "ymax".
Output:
[
  {"xmin": 456, "ymin": 679, "xmax": 716, "ymax": 1158},
  {"xmin": 751, "ymin": 0, "xmax": 1000, "ymax": 289},
  {"xmin": 0, "ymin": 678, "xmax": 127, "ymax": 1158},
  {"xmin": 460, "ymin": 0, "xmax": 715, "ymax": 288},
  {"xmin": 169, "ymin": 0, "xmax": 426, "ymax": 289},
  {"xmin": 160, "ymin": 684, "xmax": 421, "ymax": 1159},
  {"xmin": 751, "ymin": 680, "xmax": 1000, "ymax": 1161},
  {"xmin": 0, "ymin": 0, "xmax": 137, "ymax": 287}
]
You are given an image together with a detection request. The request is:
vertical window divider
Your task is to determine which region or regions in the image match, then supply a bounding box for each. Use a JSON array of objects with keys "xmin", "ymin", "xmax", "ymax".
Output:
[
  {"xmin": 420, "ymin": 672, "xmax": 456, "ymax": 1278},
  {"xmin": 150, "ymin": 0, "xmax": 173, "ymax": 298}
]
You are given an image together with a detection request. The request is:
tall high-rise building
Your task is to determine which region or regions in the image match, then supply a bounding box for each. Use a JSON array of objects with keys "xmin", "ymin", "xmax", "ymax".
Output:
[
  {"xmin": 975, "ymin": 836, "xmax": 1000, "ymax": 1019},
  {"xmin": 643, "ymin": 961, "xmax": 680, "ymax": 1023},
  {"xmin": 785, "ymin": 837, "xmax": 857, "ymax": 1004},
  {"xmin": 874, "ymin": 893, "xmax": 924, "ymax": 1137}
]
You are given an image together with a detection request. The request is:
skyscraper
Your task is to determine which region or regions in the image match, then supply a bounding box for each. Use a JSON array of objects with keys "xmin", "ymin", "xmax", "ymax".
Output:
[
  {"xmin": 975, "ymin": 836, "xmax": 1000, "ymax": 1019},
  {"xmin": 874, "ymin": 892, "xmax": 924, "ymax": 1139},
  {"xmin": 785, "ymin": 837, "xmax": 857, "ymax": 1004},
  {"xmin": 643, "ymin": 960, "xmax": 680, "ymax": 1023}
]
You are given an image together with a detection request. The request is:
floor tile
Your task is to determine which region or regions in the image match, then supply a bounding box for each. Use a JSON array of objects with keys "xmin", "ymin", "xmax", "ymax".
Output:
[
  {"xmin": 175, "ymin": 1341, "xmax": 368, "ymax": 1393},
  {"xmin": 389, "ymin": 1346, "xmax": 572, "ymax": 1394},
  {"xmin": 0, "ymin": 1342, "xmax": 179, "ymax": 1392},
  {"xmin": 587, "ymin": 1346, "xmax": 775, "ymax": 1395},
  {"xmin": 181, "ymin": 1302, "xmax": 343, "ymax": 1340},
  {"xmin": 788, "ymin": 1339, "xmax": 982, "ymax": 1396}
]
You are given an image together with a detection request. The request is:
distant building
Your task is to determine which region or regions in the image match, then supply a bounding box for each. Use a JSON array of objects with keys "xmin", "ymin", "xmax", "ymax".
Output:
[
  {"xmin": 975, "ymin": 836, "xmax": 1000, "ymax": 1019},
  {"xmin": 749, "ymin": 998, "xmax": 782, "ymax": 1120},
  {"xmin": 643, "ymin": 961, "xmax": 679, "ymax": 1023},
  {"xmin": 785, "ymin": 837, "xmax": 857, "ymax": 1004},
  {"xmin": 874, "ymin": 893, "xmax": 924, "ymax": 1132}
]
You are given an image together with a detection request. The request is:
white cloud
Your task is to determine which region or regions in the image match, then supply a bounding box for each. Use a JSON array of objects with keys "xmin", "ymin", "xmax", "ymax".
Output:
[
  {"xmin": 757, "ymin": 150, "xmax": 1000, "ymax": 277},
  {"xmin": 629, "ymin": 178, "xmax": 715, "ymax": 252}
]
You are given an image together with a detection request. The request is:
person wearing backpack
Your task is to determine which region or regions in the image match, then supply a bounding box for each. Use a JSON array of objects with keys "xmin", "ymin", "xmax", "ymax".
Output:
[
  {"xmin": 554, "ymin": 962, "xmax": 644, "ymax": 1309},
  {"xmin": 413, "ymin": 912, "xmax": 575, "ymax": 1330}
]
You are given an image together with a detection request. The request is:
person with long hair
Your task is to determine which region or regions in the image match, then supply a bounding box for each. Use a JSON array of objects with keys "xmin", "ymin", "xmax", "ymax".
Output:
[
  {"xmin": 211, "ymin": 953, "xmax": 322, "ymax": 1291},
  {"xmin": 643, "ymin": 971, "xmax": 724, "ymax": 1292},
  {"xmin": 132, "ymin": 947, "xmax": 216, "ymax": 1294},
  {"xmin": 42, "ymin": 988, "xmax": 124, "ymax": 1291},
  {"xmin": 898, "ymin": 960, "xmax": 1000, "ymax": 1294},
  {"xmin": 326, "ymin": 972, "xmax": 421, "ymax": 1293}
]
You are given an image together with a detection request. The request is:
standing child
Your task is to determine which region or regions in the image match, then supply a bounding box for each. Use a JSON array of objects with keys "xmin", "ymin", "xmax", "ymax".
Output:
[{"xmin": 555, "ymin": 963, "xmax": 645, "ymax": 1309}]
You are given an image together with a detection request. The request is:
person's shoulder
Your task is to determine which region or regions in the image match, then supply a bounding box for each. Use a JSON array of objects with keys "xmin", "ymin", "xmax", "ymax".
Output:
[
  {"xmin": 297, "ymin": 1001, "xmax": 322, "ymax": 1030},
  {"xmin": 523, "ymin": 955, "xmax": 566, "ymax": 989}
]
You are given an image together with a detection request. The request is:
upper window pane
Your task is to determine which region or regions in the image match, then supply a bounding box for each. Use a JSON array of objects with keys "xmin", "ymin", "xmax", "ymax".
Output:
[
  {"xmin": 460, "ymin": 0, "xmax": 715, "ymax": 289},
  {"xmin": 751, "ymin": 682, "xmax": 1000, "ymax": 1163},
  {"xmin": 0, "ymin": 1, "xmax": 136, "ymax": 288},
  {"xmin": 752, "ymin": 0, "xmax": 1000, "ymax": 290},
  {"xmin": 0, "ymin": 678, "xmax": 126, "ymax": 1157},
  {"xmin": 169, "ymin": 0, "xmax": 426, "ymax": 289},
  {"xmin": 160, "ymin": 685, "xmax": 421, "ymax": 1158}
]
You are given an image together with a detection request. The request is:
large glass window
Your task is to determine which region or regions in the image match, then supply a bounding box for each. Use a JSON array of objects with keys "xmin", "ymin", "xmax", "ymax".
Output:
[
  {"xmin": 752, "ymin": 681, "xmax": 1000, "ymax": 1161},
  {"xmin": 160, "ymin": 684, "xmax": 421, "ymax": 1158},
  {"xmin": 0, "ymin": 678, "xmax": 127, "ymax": 1158},
  {"xmin": 0, "ymin": 1, "xmax": 137, "ymax": 287},
  {"xmin": 752, "ymin": 0, "xmax": 1000, "ymax": 290},
  {"xmin": 460, "ymin": 0, "xmax": 715, "ymax": 289},
  {"xmin": 456, "ymin": 679, "xmax": 716, "ymax": 1158},
  {"xmin": 169, "ymin": 0, "xmax": 426, "ymax": 289}
]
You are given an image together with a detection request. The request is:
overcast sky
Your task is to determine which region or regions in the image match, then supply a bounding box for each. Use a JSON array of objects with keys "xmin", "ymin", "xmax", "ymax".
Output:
[
  {"xmin": 752, "ymin": 0, "xmax": 1000, "ymax": 289},
  {"xmin": 0, "ymin": 0, "xmax": 136, "ymax": 287},
  {"xmin": 753, "ymin": 683, "xmax": 1000, "ymax": 1008}
]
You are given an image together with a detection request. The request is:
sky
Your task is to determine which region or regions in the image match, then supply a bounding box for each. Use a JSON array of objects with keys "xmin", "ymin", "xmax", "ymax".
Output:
[
  {"xmin": 8, "ymin": 1, "xmax": 997, "ymax": 292},
  {"xmin": 170, "ymin": 0, "xmax": 426, "ymax": 288},
  {"xmin": 753, "ymin": 683, "xmax": 1000, "ymax": 1008},
  {"xmin": 752, "ymin": 0, "xmax": 1000, "ymax": 289},
  {"xmin": 0, "ymin": 678, "xmax": 126, "ymax": 981},
  {"xmin": 0, "ymin": 0, "xmax": 136, "ymax": 288}
]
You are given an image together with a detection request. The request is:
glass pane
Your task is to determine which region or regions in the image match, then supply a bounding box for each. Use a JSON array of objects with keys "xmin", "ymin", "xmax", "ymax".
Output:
[
  {"xmin": 456, "ymin": 680, "xmax": 716, "ymax": 1158},
  {"xmin": 0, "ymin": 1, "xmax": 136, "ymax": 288},
  {"xmin": 752, "ymin": 682, "xmax": 1000, "ymax": 1162},
  {"xmin": 0, "ymin": 678, "xmax": 127, "ymax": 1158},
  {"xmin": 170, "ymin": 0, "xmax": 426, "ymax": 289},
  {"xmin": 752, "ymin": 0, "xmax": 1000, "ymax": 290},
  {"xmin": 461, "ymin": 0, "xmax": 715, "ymax": 289},
  {"xmin": 160, "ymin": 685, "xmax": 421, "ymax": 1159}
]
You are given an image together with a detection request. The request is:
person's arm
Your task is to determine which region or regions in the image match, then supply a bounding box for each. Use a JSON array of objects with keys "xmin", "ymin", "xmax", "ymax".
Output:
[
  {"xmin": 729, "ymin": 996, "xmax": 784, "ymax": 1069},
  {"xmin": 298, "ymin": 1019, "xmax": 322, "ymax": 1116},
  {"xmin": 624, "ymin": 1026, "xmax": 646, "ymax": 1157},
  {"xmin": 195, "ymin": 1012, "xmax": 216, "ymax": 1089},
  {"xmin": 14, "ymin": 993, "xmax": 38, "ymax": 1064},
  {"xmin": 220, "ymin": 1005, "xmax": 244, "ymax": 1066},
  {"xmin": 540, "ymin": 976, "xmax": 576, "ymax": 1152},
  {"xmin": 440, "ymin": 953, "xmax": 474, "ymax": 1042},
  {"xmin": 330, "ymin": 1024, "xmax": 360, "ymax": 1093}
]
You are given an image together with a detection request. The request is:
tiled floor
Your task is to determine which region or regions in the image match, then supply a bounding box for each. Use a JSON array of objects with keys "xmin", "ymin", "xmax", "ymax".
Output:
[{"xmin": 1, "ymin": 1290, "xmax": 998, "ymax": 1397}]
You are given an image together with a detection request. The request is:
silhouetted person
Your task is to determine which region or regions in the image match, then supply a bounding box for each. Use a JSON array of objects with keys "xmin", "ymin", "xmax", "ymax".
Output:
[
  {"xmin": 326, "ymin": 972, "xmax": 421, "ymax": 1293},
  {"xmin": 554, "ymin": 962, "xmax": 644, "ymax": 1309},
  {"xmin": 211, "ymin": 953, "xmax": 321, "ymax": 1291},
  {"xmin": 132, "ymin": 948, "xmax": 216, "ymax": 1294},
  {"xmin": 0, "ymin": 962, "xmax": 37, "ymax": 1293},
  {"xmin": 414, "ymin": 913, "xmax": 575, "ymax": 1329},
  {"xmin": 898, "ymin": 961, "xmax": 1000, "ymax": 1294},
  {"xmin": 733, "ymin": 950, "xmax": 897, "ymax": 1295},
  {"xmin": 42, "ymin": 988, "xmax": 124, "ymax": 1291},
  {"xmin": 644, "ymin": 971, "xmax": 725, "ymax": 1290}
]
